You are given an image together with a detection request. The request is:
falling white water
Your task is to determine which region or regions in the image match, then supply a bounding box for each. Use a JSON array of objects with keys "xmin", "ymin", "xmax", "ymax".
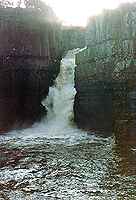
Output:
[
  {"xmin": 6, "ymin": 48, "xmax": 91, "ymax": 143},
  {"xmin": 41, "ymin": 49, "xmax": 77, "ymax": 134},
  {"xmin": 0, "ymin": 50, "xmax": 114, "ymax": 200},
  {"xmin": 0, "ymin": 49, "xmax": 129, "ymax": 200}
]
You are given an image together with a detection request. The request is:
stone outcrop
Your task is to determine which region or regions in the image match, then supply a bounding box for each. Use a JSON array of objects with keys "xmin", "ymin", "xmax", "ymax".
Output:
[
  {"xmin": 0, "ymin": 7, "xmax": 62, "ymax": 132},
  {"xmin": 74, "ymin": 3, "xmax": 136, "ymax": 134},
  {"xmin": 61, "ymin": 26, "xmax": 85, "ymax": 53}
]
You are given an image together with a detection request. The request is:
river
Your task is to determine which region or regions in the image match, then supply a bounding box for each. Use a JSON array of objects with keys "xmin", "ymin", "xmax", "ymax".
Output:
[{"xmin": 0, "ymin": 50, "xmax": 136, "ymax": 200}]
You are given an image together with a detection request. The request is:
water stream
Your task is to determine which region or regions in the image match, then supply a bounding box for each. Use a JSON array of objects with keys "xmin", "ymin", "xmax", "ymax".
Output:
[{"xmin": 0, "ymin": 50, "xmax": 136, "ymax": 199}]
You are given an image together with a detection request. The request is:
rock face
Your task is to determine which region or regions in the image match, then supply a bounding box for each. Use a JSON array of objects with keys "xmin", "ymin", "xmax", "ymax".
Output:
[
  {"xmin": 61, "ymin": 26, "xmax": 85, "ymax": 53},
  {"xmin": 0, "ymin": 7, "xmax": 62, "ymax": 132},
  {"xmin": 74, "ymin": 3, "xmax": 136, "ymax": 134}
]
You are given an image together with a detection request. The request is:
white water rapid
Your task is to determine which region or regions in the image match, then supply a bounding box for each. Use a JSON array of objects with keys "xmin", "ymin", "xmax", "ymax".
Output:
[{"xmin": 0, "ymin": 50, "xmax": 133, "ymax": 200}]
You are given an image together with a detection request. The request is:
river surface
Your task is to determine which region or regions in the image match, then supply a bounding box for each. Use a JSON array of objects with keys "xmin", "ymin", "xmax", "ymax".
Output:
[{"xmin": 0, "ymin": 50, "xmax": 136, "ymax": 200}]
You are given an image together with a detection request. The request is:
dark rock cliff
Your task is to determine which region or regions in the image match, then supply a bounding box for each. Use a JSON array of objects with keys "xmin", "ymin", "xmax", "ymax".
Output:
[
  {"xmin": 74, "ymin": 3, "xmax": 136, "ymax": 135},
  {"xmin": 0, "ymin": 7, "xmax": 62, "ymax": 132}
]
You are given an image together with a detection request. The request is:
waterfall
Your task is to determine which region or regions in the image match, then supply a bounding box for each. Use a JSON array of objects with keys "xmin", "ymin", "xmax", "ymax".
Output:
[
  {"xmin": 43, "ymin": 49, "xmax": 76, "ymax": 124},
  {"xmin": 0, "ymin": 49, "xmax": 130, "ymax": 200},
  {"xmin": 8, "ymin": 48, "xmax": 90, "ymax": 143},
  {"xmin": 39, "ymin": 49, "xmax": 78, "ymax": 137}
]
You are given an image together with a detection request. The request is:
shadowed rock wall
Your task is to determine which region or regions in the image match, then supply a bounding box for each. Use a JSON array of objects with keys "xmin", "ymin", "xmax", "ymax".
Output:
[
  {"xmin": 0, "ymin": 7, "xmax": 62, "ymax": 132},
  {"xmin": 74, "ymin": 3, "xmax": 136, "ymax": 134}
]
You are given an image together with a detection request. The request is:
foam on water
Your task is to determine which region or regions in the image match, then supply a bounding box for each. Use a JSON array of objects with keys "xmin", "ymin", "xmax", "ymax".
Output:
[{"xmin": 0, "ymin": 49, "xmax": 134, "ymax": 200}]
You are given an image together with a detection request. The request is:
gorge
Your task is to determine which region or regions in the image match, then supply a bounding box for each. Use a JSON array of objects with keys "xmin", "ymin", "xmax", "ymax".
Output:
[
  {"xmin": 0, "ymin": 1, "xmax": 136, "ymax": 199},
  {"xmin": 0, "ymin": 49, "xmax": 136, "ymax": 200}
]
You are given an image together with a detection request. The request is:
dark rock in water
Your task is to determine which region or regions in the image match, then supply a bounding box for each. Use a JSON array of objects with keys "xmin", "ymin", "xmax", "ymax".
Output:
[
  {"xmin": 74, "ymin": 2, "xmax": 136, "ymax": 135},
  {"xmin": 0, "ymin": 7, "xmax": 62, "ymax": 132}
]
